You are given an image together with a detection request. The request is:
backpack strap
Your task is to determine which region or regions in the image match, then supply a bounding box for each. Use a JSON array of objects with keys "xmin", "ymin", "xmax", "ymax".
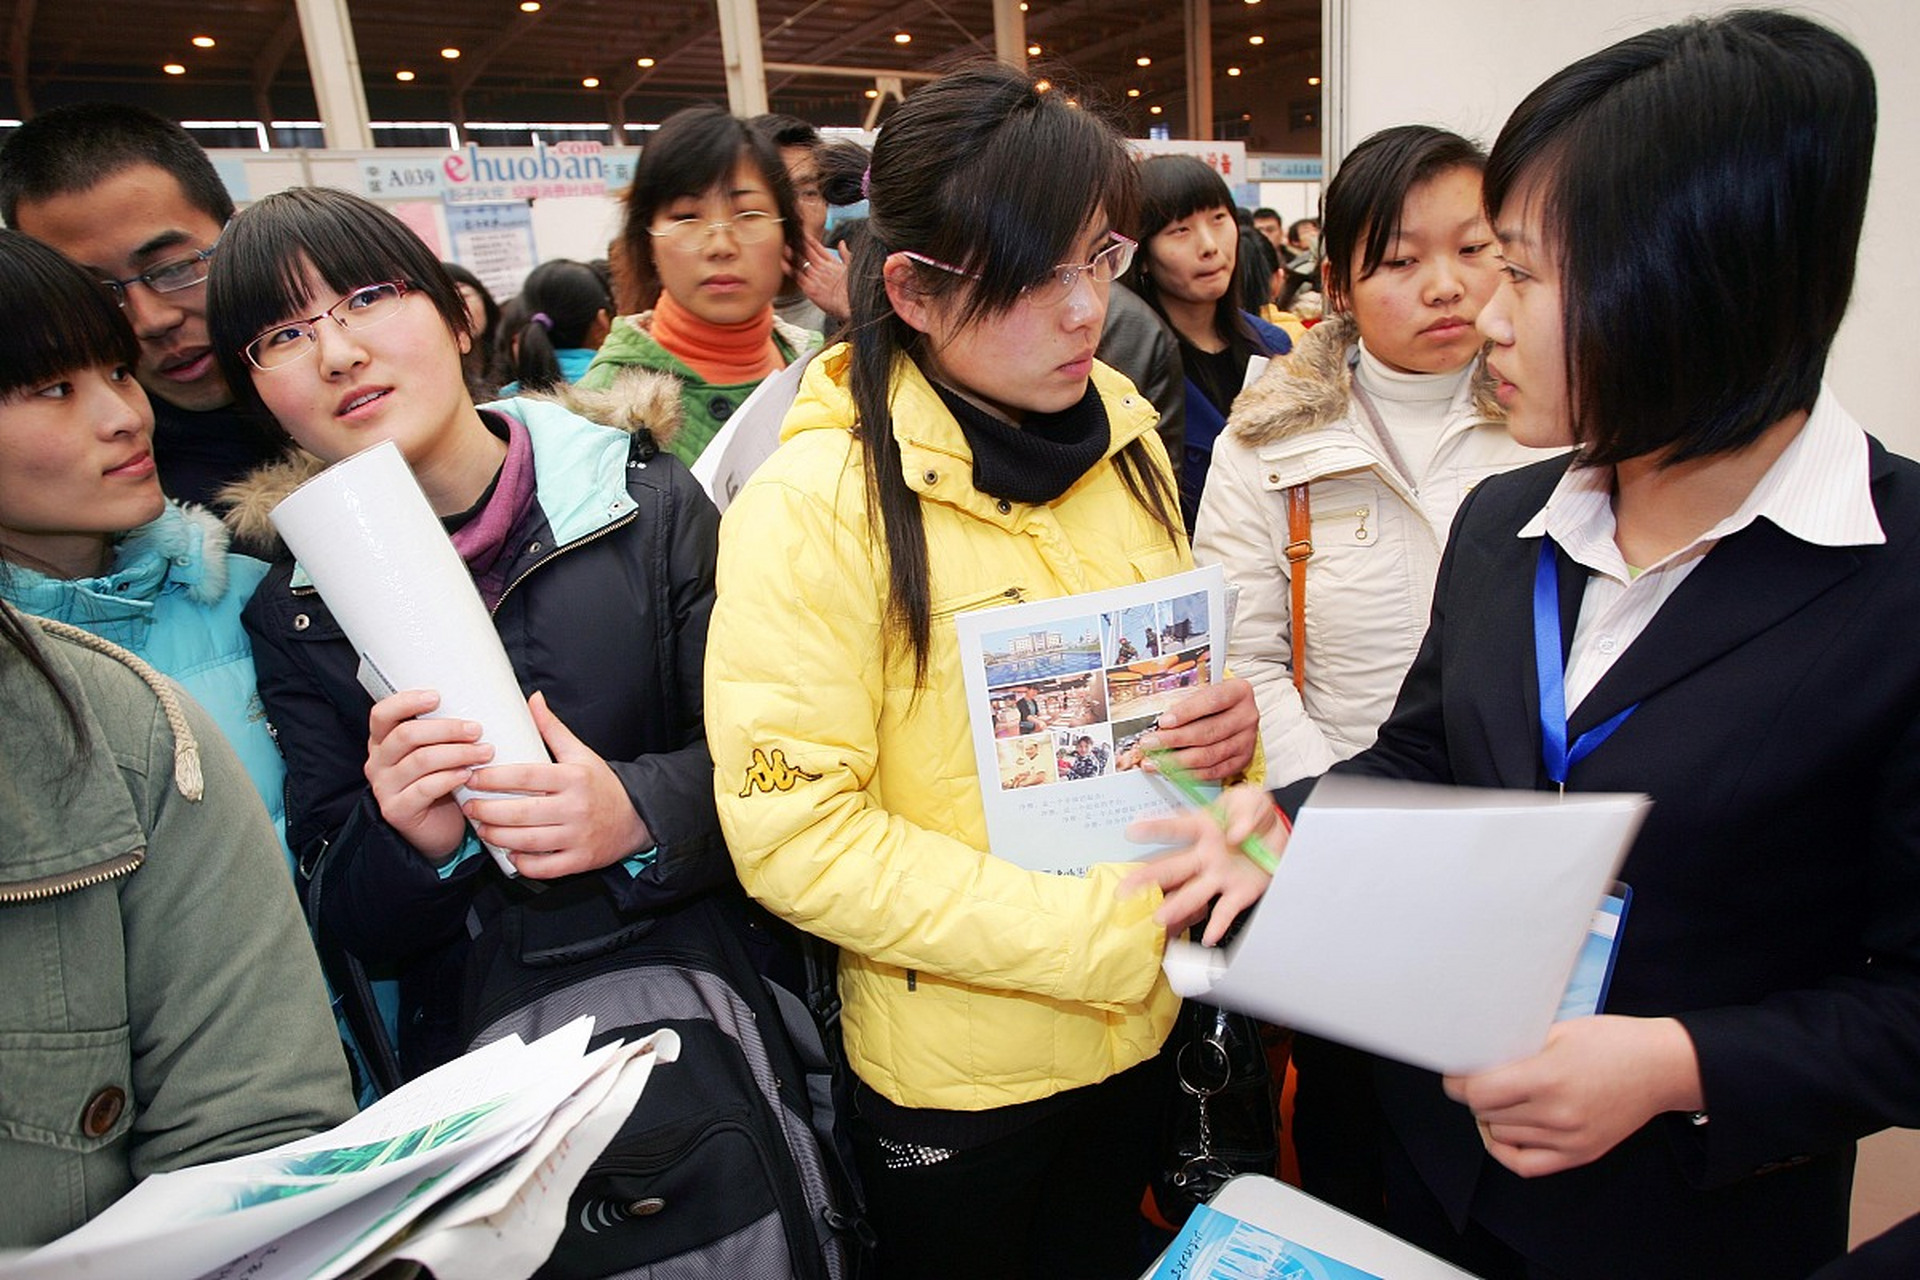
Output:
[{"xmin": 1283, "ymin": 483, "xmax": 1312, "ymax": 692}]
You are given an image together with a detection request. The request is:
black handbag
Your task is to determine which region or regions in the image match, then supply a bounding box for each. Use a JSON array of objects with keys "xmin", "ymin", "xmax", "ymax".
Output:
[{"xmin": 1149, "ymin": 999, "xmax": 1280, "ymax": 1227}]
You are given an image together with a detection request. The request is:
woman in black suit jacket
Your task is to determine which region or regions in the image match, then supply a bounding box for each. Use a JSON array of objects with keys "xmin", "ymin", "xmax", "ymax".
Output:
[{"xmin": 1132, "ymin": 11, "xmax": 1920, "ymax": 1278}]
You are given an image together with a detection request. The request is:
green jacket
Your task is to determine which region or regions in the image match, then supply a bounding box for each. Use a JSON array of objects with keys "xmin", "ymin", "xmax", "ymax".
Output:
[
  {"xmin": 578, "ymin": 309, "xmax": 817, "ymax": 467},
  {"xmin": 0, "ymin": 618, "xmax": 354, "ymax": 1249}
]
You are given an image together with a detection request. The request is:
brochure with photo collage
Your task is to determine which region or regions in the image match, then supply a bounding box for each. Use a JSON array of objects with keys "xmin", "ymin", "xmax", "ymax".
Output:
[{"xmin": 954, "ymin": 564, "xmax": 1226, "ymax": 875}]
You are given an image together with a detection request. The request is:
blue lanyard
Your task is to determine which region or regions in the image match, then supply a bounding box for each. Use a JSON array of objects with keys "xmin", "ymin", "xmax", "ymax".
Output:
[{"xmin": 1533, "ymin": 540, "xmax": 1638, "ymax": 787}]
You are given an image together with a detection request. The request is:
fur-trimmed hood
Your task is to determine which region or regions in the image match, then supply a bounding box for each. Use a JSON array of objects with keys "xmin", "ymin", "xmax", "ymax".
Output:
[
  {"xmin": 219, "ymin": 366, "xmax": 684, "ymax": 554},
  {"xmin": 1224, "ymin": 313, "xmax": 1505, "ymax": 448}
]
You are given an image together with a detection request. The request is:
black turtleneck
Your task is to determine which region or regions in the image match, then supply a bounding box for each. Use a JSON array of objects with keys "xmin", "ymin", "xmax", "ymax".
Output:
[{"xmin": 930, "ymin": 380, "xmax": 1111, "ymax": 506}]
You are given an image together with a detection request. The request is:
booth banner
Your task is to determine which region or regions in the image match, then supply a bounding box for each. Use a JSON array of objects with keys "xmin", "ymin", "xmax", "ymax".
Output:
[
  {"xmin": 1129, "ymin": 138, "xmax": 1249, "ymax": 182},
  {"xmin": 442, "ymin": 138, "xmax": 608, "ymax": 204},
  {"xmin": 1252, "ymin": 155, "xmax": 1325, "ymax": 182}
]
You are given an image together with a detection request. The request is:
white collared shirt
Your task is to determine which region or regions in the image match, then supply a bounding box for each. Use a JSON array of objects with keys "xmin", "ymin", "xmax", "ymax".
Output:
[{"xmin": 1517, "ymin": 389, "xmax": 1884, "ymax": 711}]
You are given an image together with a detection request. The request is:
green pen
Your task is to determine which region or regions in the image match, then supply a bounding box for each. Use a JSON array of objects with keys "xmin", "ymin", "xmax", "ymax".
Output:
[{"xmin": 1145, "ymin": 746, "xmax": 1280, "ymax": 874}]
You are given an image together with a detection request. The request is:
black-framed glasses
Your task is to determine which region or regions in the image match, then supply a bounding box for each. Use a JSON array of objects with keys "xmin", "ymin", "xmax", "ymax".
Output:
[
  {"xmin": 245, "ymin": 281, "xmax": 412, "ymax": 371},
  {"xmin": 900, "ymin": 232, "xmax": 1137, "ymax": 309},
  {"xmin": 100, "ymin": 242, "xmax": 218, "ymax": 308},
  {"xmin": 647, "ymin": 210, "xmax": 784, "ymax": 253}
]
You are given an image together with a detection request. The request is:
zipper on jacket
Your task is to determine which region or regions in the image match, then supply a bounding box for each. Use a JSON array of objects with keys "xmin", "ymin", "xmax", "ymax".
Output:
[
  {"xmin": 0, "ymin": 849, "xmax": 143, "ymax": 904},
  {"xmin": 1312, "ymin": 505, "xmax": 1371, "ymax": 541},
  {"xmin": 489, "ymin": 510, "xmax": 639, "ymax": 618}
]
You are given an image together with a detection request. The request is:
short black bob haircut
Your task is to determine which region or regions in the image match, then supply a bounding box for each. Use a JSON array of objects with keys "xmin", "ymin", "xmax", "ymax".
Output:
[
  {"xmin": 1319, "ymin": 125, "xmax": 1486, "ymax": 314},
  {"xmin": 0, "ymin": 102, "xmax": 235, "ymax": 229},
  {"xmin": 1484, "ymin": 8, "xmax": 1875, "ymax": 467},
  {"xmin": 0, "ymin": 228, "xmax": 139, "ymax": 397},
  {"xmin": 621, "ymin": 105, "xmax": 804, "ymax": 310},
  {"xmin": 207, "ymin": 187, "xmax": 471, "ymax": 423},
  {"xmin": 1125, "ymin": 154, "xmax": 1255, "ymax": 352}
]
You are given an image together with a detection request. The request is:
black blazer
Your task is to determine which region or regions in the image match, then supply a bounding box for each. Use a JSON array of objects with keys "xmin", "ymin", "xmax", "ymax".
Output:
[{"xmin": 1281, "ymin": 437, "xmax": 1920, "ymax": 1279}]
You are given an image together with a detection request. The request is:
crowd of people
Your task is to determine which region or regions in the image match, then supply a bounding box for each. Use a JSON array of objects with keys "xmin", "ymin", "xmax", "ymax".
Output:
[{"xmin": 0, "ymin": 9, "xmax": 1916, "ymax": 1279}]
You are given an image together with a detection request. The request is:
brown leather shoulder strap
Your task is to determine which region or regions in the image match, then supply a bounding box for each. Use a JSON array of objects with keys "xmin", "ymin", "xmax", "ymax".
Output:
[{"xmin": 1283, "ymin": 484, "xmax": 1312, "ymax": 692}]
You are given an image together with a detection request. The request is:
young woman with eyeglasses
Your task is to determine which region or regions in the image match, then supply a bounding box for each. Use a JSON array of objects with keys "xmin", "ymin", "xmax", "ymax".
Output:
[
  {"xmin": 208, "ymin": 187, "xmax": 730, "ymax": 1079},
  {"xmin": 705, "ymin": 64, "xmax": 1267, "ymax": 1280},
  {"xmin": 1125, "ymin": 155, "xmax": 1294, "ymax": 531},
  {"xmin": 576, "ymin": 104, "xmax": 819, "ymax": 466}
]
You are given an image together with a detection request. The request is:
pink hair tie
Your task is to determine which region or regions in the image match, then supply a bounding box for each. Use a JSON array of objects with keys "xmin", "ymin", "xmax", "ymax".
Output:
[
  {"xmin": 529, "ymin": 311, "xmax": 553, "ymax": 330},
  {"xmin": 860, "ymin": 167, "xmax": 872, "ymax": 199}
]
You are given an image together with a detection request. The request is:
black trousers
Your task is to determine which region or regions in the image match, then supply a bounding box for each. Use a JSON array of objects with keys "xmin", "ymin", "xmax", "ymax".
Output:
[{"xmin": 855, "ymin": 1055, "xmax": 1168, "ymax": 1280}]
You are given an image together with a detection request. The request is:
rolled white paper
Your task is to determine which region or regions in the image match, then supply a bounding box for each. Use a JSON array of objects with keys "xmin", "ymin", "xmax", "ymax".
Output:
[{"xmin": 270, "ymin": 439, "xmax": 546, "ymax": 877}]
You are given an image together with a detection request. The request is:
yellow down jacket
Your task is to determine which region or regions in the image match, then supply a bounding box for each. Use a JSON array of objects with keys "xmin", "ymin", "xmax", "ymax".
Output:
[{"xmin": 707, "ymin": 344, "xmax": 1186, "ymax": 1111}]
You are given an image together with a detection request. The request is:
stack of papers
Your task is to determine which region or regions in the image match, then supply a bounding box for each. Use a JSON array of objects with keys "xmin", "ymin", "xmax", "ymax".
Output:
[{"xmin": 6, "ymin": 1018, "xmax": 675, "ymax": 1280}]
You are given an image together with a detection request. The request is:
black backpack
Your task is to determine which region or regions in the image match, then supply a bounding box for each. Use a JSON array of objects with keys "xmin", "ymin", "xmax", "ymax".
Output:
[{"xmin": 462, "ymin": 883, "xmax": 871, "ymax": 1279}]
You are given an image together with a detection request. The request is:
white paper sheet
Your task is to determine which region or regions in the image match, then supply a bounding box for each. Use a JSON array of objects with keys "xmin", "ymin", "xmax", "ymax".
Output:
[
  {"xmin": 1163, "ymin": 775, "xmax": 1649, "ymax": 1074},
  {"xmin": 7, "ymin": 1019, "xmax": 663, "ymax": 1280},
  {"xmin": 268, "ymin": 439, "xmax": 548, "ymax": 876},
  {"xmin": 953, "ymin": 565, "xmax": 1227, "ymax": 875}
]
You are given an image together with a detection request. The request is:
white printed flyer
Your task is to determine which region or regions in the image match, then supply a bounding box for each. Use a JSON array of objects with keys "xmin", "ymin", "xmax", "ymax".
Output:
[{"xmin": 954, "ymin": 564, "xmax": 1226, "ymax": 875}]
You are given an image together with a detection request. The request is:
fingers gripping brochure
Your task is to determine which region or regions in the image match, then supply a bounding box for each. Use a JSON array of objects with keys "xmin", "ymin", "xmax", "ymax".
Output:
[
  {"xmin": 1162, "ymin": 775, "xmax": 1649, "ymax": 1075},
  {"xmin": 269, "ymin": 439, "xmax": 549, "ymax": 877}
]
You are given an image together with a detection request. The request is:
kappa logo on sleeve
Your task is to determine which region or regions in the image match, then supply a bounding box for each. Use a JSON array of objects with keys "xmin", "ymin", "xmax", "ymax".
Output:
[{"xmin": 738, "ymin": 747, "xmax": 823, "ymax": 797}]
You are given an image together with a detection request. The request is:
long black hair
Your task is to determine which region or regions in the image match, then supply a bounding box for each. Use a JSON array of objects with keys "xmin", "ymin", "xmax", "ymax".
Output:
[
  {"xmin": 508, "ymin": 259, "xmax": 610, "ymax": 392},
  {"xmin": 848, "ymin": 62, "xmax": 1178, "ymax": 687},
  {"xmin": 0, "ymin": 600, "xmax": 86, "ymax": 754},
  {"xmin": 0, "ymin": 228, "xmax": 139, "ymax": 397}
]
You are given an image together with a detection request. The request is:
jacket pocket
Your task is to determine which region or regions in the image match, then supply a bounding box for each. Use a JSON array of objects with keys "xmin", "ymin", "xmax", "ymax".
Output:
[{"xmin": 0, "ymin": 1024, "xmax": 135, "ymax": 1152}]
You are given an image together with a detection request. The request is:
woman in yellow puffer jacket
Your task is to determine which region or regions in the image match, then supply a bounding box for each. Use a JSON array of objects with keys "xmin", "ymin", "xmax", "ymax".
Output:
[{"xmin": 706, "ymin": 63, "xmax": 1270, "ymax": 1280}]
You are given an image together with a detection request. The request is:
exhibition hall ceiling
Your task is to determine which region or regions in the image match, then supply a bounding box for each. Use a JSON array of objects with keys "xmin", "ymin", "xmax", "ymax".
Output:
[{"xmin": 4, "ymin": 0, "xmax": 1321, "ymax": 135}]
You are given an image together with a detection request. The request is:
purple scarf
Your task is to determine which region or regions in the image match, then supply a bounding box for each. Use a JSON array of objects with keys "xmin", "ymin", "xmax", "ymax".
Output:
[{"xmin": 449, "ymin": 412, "xmax": 539, "ymax": 610}]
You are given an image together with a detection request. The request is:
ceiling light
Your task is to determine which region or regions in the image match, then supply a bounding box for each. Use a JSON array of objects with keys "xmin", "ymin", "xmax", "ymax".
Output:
[
  {"xmin": 635, "ymin": 57, "xmax": 655, "ymax": 68},
  {"xmin": 1034, "ymin": 79, "xmax": 1052, "ymax": 92},
  {"xmin": 1126, "ymin": 87, "xmax": 1141, "ymax": 97},
  {"xmin": 1149, "ymin": 105, "xmax": 1163, "ymax": 115},
  {"xmin": 520, "ymin": 1, "xmax": 540, "ymax": 10},
  {"xmin": 163, "ymin": 63, "xmax": 186, "ymax": 75},
  {"xmin": 582, "ymin": 76, "xmax": 600, "ymax": 88},
  {"xmin": 1307, "ymin": 75, "xmax": 1321, "ymax": 86},
  {"xmin": 1019, "ymin": 2, "xmax": 1027, "ymax": 9},
  {"xmin": 1136, "ymin": 56, "xmax": 1152, "ymax": 67},
  {"xmin": 1248, "ymin": 35, "xmax": 1265, "ymax": 45},
  {"xmin": 894, "ymin": 32, "xmax": 912, "ymax": 44},
  {"xmin": 441, "ymin": 47, "xmax": 461, "ymax": 59},
  {"xmin": 864, "ymin": 89, "xmax": 879, "ymax": 99},
  {"xmin": 191, "ymin": 35, "xmax": 215, "ymax": 48},
  {"xmin": 396, "ymin": 70, "xmax": 416, "ymax": 82},
  {"xmin": 1027, "ymin": 43, "xmax": 1041, "ymax": 56},
  {"xmin": 1226, "ymin": 66, "xmax": 1241, "ymax": 76}
]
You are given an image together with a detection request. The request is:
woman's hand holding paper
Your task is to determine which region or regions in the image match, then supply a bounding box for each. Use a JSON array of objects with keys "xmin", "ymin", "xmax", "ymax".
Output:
[
  {"xmin": 1444, "ymin": 1015, "xmax": 1705, "ymax": 1177},
  {"xmin": 1121, "ymin": 783, "xmax": 1281, "ymax": 945},
  {"xmin": 1144, "ymin": 677, "xmax": 1260, "ymax": 781},
  {"xmin": 366, "ymin": 689, "xmax": 494, "ymax": 862},
  {"xmin": 463, "ymin": 691, "xmax": 654, "ymax": 878}
]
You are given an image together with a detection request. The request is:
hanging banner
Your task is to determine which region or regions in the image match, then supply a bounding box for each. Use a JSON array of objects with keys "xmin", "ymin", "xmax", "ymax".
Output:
[{"xmin": 442, "ymin": 138, "xmax": 608, "ymax": 204}]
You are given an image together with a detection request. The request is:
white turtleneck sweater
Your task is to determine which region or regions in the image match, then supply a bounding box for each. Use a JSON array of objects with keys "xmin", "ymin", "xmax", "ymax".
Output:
[{"xmin": 1354, "ymin": 341, "xmax": 1476, "ymax": 482}]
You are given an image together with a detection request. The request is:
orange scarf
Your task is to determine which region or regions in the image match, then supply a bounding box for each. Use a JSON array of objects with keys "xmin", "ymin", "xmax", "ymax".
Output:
[{"xmin": 649, "ymin": 292, "xmax": 783, "ymax": 385}]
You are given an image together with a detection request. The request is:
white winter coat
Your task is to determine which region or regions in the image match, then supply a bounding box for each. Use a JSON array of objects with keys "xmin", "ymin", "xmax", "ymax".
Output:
[{"xmin": 1193, "ymin": 316, "xmax": 1562, "ymax": 784}]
